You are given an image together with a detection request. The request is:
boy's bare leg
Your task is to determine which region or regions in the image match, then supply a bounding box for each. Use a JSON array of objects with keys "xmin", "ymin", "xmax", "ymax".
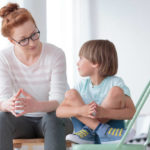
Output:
[
  {"xmin": 63, "ymin": 86, "xmax": 125, "ymax": 130},
  {"xmin": 101, "ymin": 86, "xmax": 125, "ymax": 109},
  {"xmin": 99, "ymin": 86, "xmax": 126, "ymax": 123},
  {"xmin": 64, "ymin": 89, "xmax": 100, "ymax": 130}
]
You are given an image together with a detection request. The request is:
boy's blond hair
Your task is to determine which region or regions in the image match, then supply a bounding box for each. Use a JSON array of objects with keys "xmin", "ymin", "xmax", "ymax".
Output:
[{"xmin": 79, "ymin": 40, "xmax": 118, "ymax": 77}]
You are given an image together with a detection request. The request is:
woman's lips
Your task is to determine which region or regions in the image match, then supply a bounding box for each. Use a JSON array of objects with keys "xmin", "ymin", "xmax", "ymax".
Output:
[{"xmin": 29, "ymin": 46, "xmax": 36, "ymax": 50}]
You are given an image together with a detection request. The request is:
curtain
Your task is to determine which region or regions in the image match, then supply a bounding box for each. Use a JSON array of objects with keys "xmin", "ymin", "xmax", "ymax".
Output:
[{"xmin": 47, "ymin": 0, "xmax": 92, "ymax": 87}]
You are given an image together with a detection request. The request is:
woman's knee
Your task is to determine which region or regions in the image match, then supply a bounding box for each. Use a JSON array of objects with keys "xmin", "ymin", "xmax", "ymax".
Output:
[
  {"xmin": 0, "ymin": 112, "xmax": 12, "ymax": 129},
  {"xmin": 0, "ymin": 112, "xmax": 10, "ymax": 122},
  {"xmin": 41, "ymin": 112, "xmax": 64, "ymax": 133},
  {"xmin": 43, "ymin": 112, "xmax": 58, "ymax": 121},
  {"xmin": 42, "ymin": 112, "xmax": 63, "ymax": 127}
]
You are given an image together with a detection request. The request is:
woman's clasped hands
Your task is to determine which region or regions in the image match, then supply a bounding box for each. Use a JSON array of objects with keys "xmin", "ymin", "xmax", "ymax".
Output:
[{"xmin": 3, "ymin": 89, "xmax": 39, "ymax": 117}]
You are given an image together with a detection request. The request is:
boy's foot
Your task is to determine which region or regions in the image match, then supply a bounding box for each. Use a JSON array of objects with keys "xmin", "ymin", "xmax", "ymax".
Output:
[
  {"xmin": 66, "ymin": 126, "xmax": 95, "ymax": 144},
  {"xmin": 95, "ymin": 124, "xmax": 136, "ymax": 144}
]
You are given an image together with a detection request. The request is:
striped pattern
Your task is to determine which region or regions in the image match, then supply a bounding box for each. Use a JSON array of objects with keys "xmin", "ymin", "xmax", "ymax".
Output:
[
  {"xmin": 0, "ymin": 43, "xmax": 69, "ymax": 117},
  {"xmin": 108, "ymin": 128, "xmax": 123, "ymax": 136}
]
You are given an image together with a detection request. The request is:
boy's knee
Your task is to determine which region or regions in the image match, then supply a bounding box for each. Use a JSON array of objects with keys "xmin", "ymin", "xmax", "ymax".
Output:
[
  {"xmin": 65, "ymin": 89, "xmax": 79, "ymax": 100},
  {"xmin": 108, "ymin": 86, "xmax": 126, "ymax": 108},
  {"xmin": 109, "ymin": 86, "xmax": 124, "ymax": 99}
]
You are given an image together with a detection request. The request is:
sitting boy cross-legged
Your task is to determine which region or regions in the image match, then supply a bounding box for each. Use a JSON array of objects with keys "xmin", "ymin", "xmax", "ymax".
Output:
[{"xmin": 56, "ymin": 40, "xmax": 136, "ymax": 144}]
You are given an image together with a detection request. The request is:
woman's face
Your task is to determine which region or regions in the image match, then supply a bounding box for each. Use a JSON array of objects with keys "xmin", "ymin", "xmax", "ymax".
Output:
[{"xmin": 10, "ymin": 20, "xmax": 41, "ymax": 53}]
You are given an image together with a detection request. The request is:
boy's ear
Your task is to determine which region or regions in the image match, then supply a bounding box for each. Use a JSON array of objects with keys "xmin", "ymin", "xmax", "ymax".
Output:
[{"xmin": 92, "ymin": 63, "xmax": 99, "ymax": 68}]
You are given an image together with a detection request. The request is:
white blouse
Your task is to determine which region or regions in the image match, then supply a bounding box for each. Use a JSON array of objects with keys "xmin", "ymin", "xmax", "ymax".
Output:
[{"xmin": 0, "ymin": 43, "xmax": 69, "ymax": 117}]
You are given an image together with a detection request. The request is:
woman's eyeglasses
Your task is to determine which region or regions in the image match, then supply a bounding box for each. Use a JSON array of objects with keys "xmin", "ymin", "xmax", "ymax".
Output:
[{"xmin": 12, "ymin": 29, "xmax": 40, "ymax": 47}]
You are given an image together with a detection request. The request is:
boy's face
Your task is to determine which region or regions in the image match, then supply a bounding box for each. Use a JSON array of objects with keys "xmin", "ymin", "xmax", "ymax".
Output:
[{"xmin": 77, "ymin": 56, "xmax": 97, "ymax": 77}]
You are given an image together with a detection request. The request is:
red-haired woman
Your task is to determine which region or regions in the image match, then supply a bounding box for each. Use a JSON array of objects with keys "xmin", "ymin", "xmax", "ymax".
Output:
[{"xmin": 0, "ymin": 3, "xmax": 72, "ymax": 150}]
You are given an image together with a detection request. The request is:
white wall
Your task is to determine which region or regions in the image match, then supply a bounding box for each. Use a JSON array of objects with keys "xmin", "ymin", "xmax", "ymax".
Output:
[
  {"xmin": 23, "ymin": 0, "xmax": 47, "ymax": 42},
  {"xmin": 89, "ymin": 0, "xmax": 150, "ymax": 114}
]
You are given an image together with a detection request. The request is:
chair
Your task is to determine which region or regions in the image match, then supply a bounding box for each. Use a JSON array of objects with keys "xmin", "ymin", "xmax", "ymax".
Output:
[
  {"xmin": 72, "ymin": 80, "xmax": 150, "ymax": 150},
  {"xmin": 13, "ymin": 138, "xmax": 72, "ymax": 150}
]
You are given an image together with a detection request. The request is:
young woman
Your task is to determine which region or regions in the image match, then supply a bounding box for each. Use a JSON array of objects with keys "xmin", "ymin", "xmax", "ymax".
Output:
[
  {"xmin": 0, "ymin": 3, "xmax": 72, "ymax": 150},
  {"xmin": 56, "ymin": 40, "xmax": 136, "ymax": 144}
]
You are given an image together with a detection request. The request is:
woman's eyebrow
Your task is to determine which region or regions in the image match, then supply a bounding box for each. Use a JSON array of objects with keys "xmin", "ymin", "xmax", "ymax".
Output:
[{"xmin": 19, "ymin": 29, "xmax": 36, "ymax": 40}]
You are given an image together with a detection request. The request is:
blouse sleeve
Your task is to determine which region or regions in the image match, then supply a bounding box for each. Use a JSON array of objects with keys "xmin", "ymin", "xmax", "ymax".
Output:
[
  {"xmin": 0, "ymin": 55, "xmax": 13, "ymax": 101},
  {"xmin": 48, "ymin": 50, "xmax": 69, "ymax": 103}
]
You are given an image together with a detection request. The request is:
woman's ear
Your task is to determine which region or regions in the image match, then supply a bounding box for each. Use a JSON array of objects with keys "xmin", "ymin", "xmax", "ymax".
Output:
[{"xmin": 8, "ymin": 37, "xmax": 15, "ymax": 44}]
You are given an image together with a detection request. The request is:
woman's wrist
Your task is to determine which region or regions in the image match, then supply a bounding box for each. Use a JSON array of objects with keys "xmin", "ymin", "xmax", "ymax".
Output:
[
  {"xmin": 33, "ymin": 100, "xmax": 41, "ymax": 112},
  {"xmin": 0, "ymin": 101, "xmax": 8, "ymax": 112}
]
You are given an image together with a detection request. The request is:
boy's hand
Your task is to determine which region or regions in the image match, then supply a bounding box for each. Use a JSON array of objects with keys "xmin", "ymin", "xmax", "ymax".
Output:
[
  {"xmin": 88, "ymin": 101, "xmax": 99, "ymax": 119},
  {"xmin": 79, "ymin": 101, "xmax": 99, "ymax": 118}
]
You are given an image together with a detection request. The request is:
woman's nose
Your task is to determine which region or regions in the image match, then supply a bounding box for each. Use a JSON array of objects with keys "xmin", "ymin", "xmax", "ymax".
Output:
[{"xmin": 28, "ymin": 38, "xmax": 35, "ymax": 46}]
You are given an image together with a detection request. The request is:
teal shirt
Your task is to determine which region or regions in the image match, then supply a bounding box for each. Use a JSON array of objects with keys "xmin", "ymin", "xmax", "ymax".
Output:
[
  {"xmin": 74, "ymin": 76, "xmax": 131, "ymax": 128},
  {"xmin": 74, "ymin": 76, "xmax": 130, "ymax": 105}
]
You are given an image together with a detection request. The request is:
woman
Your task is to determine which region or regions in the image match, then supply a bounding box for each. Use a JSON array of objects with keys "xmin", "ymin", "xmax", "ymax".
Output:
[{"xmin": 0, "ymin": 3, "xmax": 72, "ymax": 150}]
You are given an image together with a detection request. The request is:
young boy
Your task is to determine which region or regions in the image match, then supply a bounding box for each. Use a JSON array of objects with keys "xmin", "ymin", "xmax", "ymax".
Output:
[{"xmin": 56, "ymin": 40, "xmax": 136, "ymax": 144}]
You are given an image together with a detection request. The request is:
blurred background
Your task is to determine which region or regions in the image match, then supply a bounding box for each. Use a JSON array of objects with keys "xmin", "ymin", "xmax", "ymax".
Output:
[{"xmin": 0, "ymin": 0, "xmax": 150, "ymax": 149}]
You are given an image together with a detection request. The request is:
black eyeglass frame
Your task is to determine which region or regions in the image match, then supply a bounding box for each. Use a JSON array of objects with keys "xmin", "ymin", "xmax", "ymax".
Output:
[{"xmin": 11, "ymin": 29, "xmax": 40, "ymax": 47}]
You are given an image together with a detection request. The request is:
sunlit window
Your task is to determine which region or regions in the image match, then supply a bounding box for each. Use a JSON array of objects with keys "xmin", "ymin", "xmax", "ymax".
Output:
[{"xmin": 46, "ymin": 0, "xmax": 77, "ymax": 87}]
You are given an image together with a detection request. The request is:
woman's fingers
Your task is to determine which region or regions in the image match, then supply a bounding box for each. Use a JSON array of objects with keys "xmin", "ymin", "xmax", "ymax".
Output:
[
  {"xmin": 11, "ymin": 110, "xmax": 18, "ymax": 117},
  {"xmin": 15, "ymin": 106, "xmax": 24, "ymax": 110},
  {"xmin": 15, "ymin": 111, "xmax": 26, "ymax": 117},
  {"xmin": 14, "ymin": 89, "xmax": 22, "ymax": 98},
  {"xmin": 15, "ymin": 99, "xmax": 25, "ymax": 105}
]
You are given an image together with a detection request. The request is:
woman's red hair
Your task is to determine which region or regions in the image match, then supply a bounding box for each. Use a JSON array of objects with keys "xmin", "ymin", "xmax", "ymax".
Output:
[{"xmin": 0, "ymin": 3, "xmax": 36, "ymax": 37}]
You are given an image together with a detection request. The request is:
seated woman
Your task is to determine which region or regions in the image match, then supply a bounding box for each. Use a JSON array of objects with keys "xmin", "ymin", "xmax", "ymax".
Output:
[{"xmin": 0, "ymin": 3, "xmax": 72, "ymax": 150}]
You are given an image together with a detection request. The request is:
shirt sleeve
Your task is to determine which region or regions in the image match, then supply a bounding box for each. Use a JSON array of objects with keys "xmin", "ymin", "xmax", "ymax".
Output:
[
  {"xmin": 0, "ymin": 55, "xmax": 13, "ymax": 101},
  {"xmin": 112, "ymin": 77, "xmax": 131, "ymax": 97},
  {"xmin": 73, "ymin": 82, "xmax": 80, "ymax": 93},
  {"xmin": 73, "ymin": 78, "xmax": 85, "ymax": 93},
  {"xmin": 48, "ymin": 50, "xmax": 69, "ymax": 103}
]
